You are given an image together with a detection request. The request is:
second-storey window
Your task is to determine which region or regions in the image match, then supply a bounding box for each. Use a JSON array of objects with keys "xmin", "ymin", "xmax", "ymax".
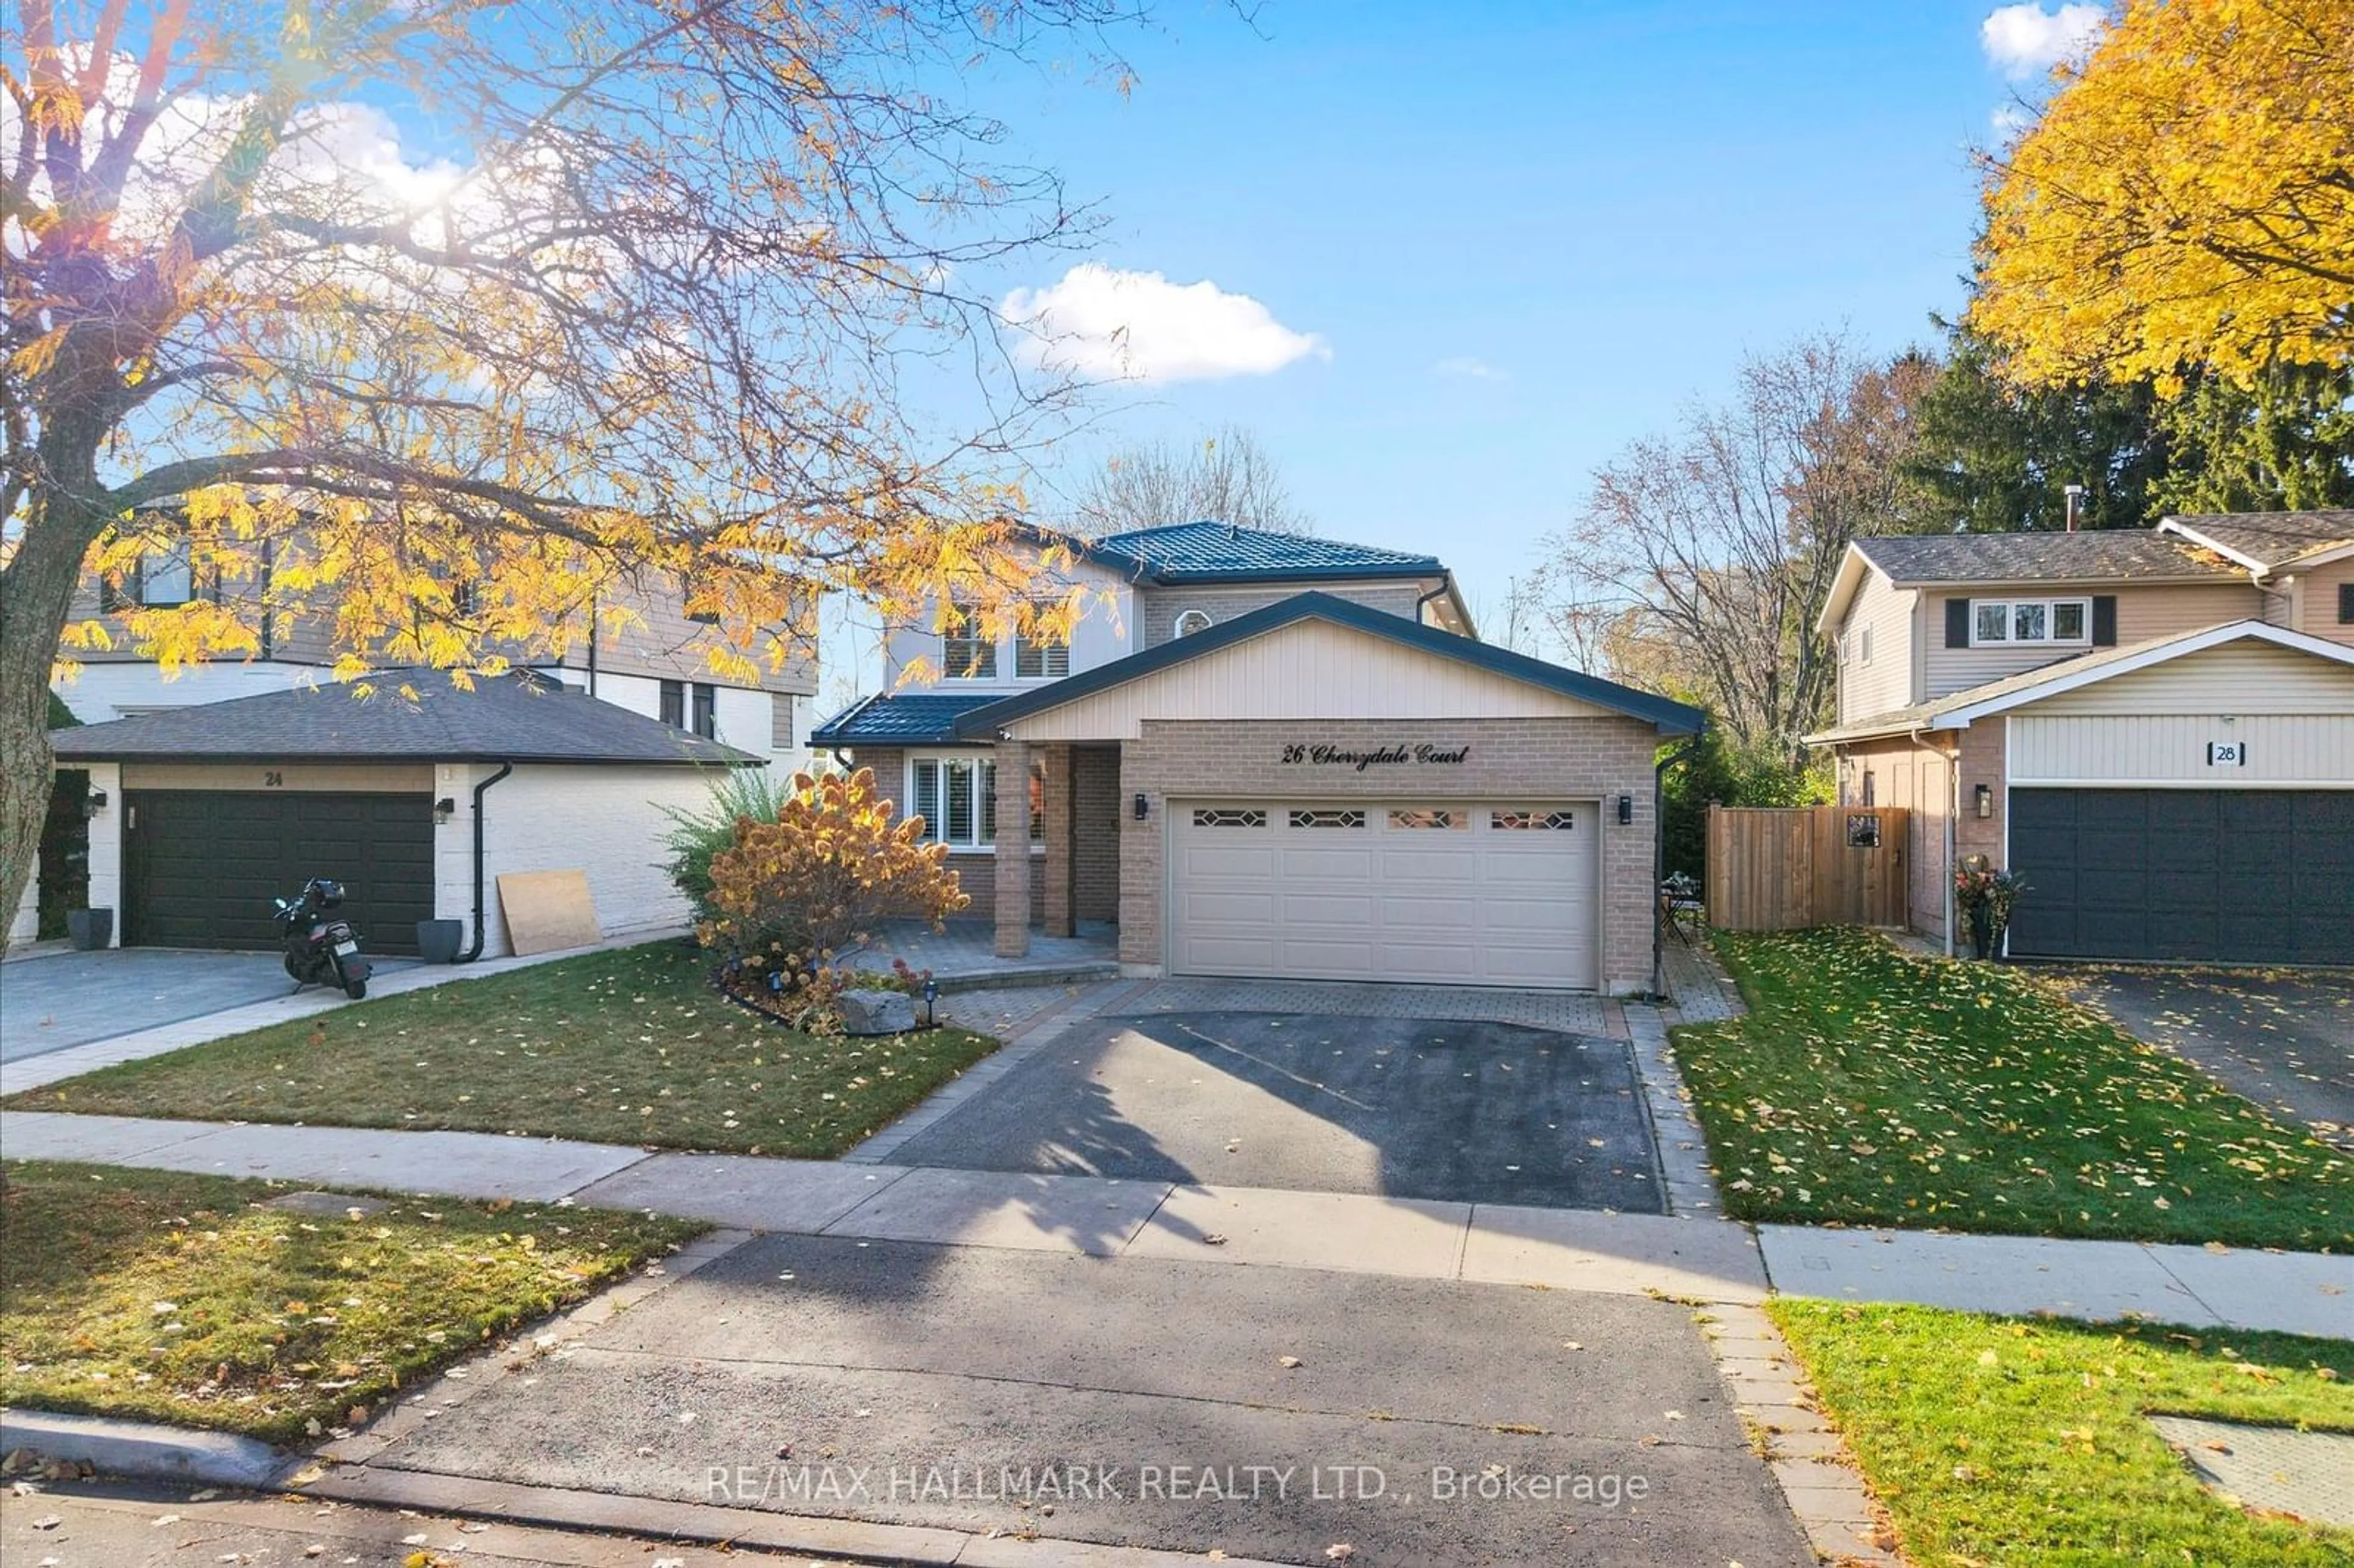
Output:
[
  {"xmin": 102, "ymin": 542, "xmax": 199, "ymax": 611},
  {"xmin": 1014, "ymin": 612, "xmax": 1070, "ymax": 679},
  {"xmin": 659, "ymin": 680, "xmax": 717, "ymax": 737},
  {"xmin": 907, "ymin": 754, "xmax": 1045, "ymax": 849},
  {"xmin": 1972, "ymin": 597, "xmax": 2089, "ymax": 647},
  {"xmin": 941, "ymin": 607, "xmax": 997, "ymax": 679}
]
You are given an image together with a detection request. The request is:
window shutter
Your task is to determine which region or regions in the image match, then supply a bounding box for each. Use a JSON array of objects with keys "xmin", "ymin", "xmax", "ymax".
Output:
[
  {"xmin": 2091, "ymin": 595, "xmax": 2118, "ymax": 646},
  {"xmin": 1945, "ymin": 598, "xmax": 1970, "ymax": 648},
  {"xmin": 2339, "ymin": 583, "xmax": 2354, "ymax": 624}
]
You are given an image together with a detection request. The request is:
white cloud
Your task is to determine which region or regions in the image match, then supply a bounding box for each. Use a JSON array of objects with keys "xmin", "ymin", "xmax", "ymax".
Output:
[
  {"xmin": 1434, "ymin": 356, "xmax": 1507, "ymax": 382},
  {"xmin": 1980, "ymin": 4, "xmax": 2106, "ymax": 78},
  {"xmin": 998, "ymin": 264, "xmax": 1328, "ymax": 384}
]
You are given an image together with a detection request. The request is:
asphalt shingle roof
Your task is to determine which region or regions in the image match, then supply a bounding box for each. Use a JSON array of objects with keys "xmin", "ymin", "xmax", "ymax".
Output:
[
  {"xmin": 2165, "ymin": 509, "xmax": 2354, "ymax": 569},
  {"xmin": 51, "ymin": 671, "xmax": 759, "ymax": 766},
  {"xmin": 1087, "ymin": 521, "xmax": 1444, "ymax": 584},
  {"xmin": 1852, "ymin": 530, "xmax": 2242, "ymax": 584},
  {"xmin": 809, "ymin": 692, "xmax": 1003, "ymax": 746}
]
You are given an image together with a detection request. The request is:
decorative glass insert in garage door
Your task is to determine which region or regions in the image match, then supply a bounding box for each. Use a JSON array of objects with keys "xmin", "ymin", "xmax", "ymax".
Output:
[
  {"xmin": 1191, "ymin": 807, "xmax": 1267, "ymax": 828},
  {"xmin": 1492, "ymin": 810, "xmax": 1578, "ymax": 831},
  {"xmin": 1388, "ymin": 808, "xmax": 1465, "ymax": 829},
  {"xmin": 1289, "ymin": 809, "xmax": 1366, "ymax": 828}
]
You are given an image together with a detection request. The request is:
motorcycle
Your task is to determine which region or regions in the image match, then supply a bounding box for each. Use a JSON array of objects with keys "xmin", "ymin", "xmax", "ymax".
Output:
[{"xmin": 274, "ymin": 877, "xmax": 373, "ymax": 999}]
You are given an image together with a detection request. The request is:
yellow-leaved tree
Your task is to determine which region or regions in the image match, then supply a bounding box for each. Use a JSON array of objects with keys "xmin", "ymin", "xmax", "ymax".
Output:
[
  {"xmin": 0, "ymin": 0, "xmax": 1137, "ymax": 925},
  {"xmin": 1972, "ymin": 0, "xmax": 2354, "ymax": 390}
]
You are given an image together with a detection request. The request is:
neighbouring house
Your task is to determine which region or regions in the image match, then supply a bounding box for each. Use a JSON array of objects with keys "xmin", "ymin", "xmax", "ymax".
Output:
[
  {"xmin": 43, "ymin": 672, "xmax": 757, "ymax": 957},
  {"xmin": 1808, "ymin": 509, "xmax": 2354, "ymax": 965},
  {"xmin": 55, "ymin": 542, "xmax": 817, "ymax": 770},
  {"xmin": 812, "ymin": 521, "xmax": 1703, "ymax": 994}
]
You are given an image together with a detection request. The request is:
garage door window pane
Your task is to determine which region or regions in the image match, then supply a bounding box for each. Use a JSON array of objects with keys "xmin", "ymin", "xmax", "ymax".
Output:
[
  {"xmin": 1493, "ymin": 810, "xmax": 1576, "ymax": 831},
  {"xmin": 1289, "ymin": 809, "xmax": 1365, "ymax": 828},
  {"xmin": 1193, "ymin": 809, "xmax": 1265, "ymax": 828},
  {"xmin": 1390, "ymin": 809, "xmax": 1463, "ymax": 829}
]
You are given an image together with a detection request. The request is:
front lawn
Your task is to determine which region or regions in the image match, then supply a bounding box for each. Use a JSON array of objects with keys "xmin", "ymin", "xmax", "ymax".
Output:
[
  {"xmin": 0, "ymin": 1160, "xmax": 699, "ymax": 1443},
  {"xmin": 1770, "ymin": 1300, "xmax": 2354, "ymax": 1567},
  {"xmin": 1672, "ymin": 929, "xmax": 2350, "ymax": 1249},
  {"xmin": 4, "ymin": 941, "xmax": 997, "ymax": 1159}
]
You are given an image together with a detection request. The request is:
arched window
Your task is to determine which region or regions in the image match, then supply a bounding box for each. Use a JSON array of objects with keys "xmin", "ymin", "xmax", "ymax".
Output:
[{"xmin": 1173, "ymin": 608, "xmax": 1213, "ymax": 638}]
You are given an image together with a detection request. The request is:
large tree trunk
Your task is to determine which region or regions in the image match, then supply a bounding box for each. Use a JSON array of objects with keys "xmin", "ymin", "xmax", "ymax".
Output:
[{"xmin": 0, "ymin": 489, "xmax": 111, "ymax": 945}]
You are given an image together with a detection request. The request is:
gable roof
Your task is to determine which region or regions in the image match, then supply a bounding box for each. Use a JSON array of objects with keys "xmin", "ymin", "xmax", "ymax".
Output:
[
  {"xmin": 51, "ymin": 671, "xmax": 761, "ymax": 767},
  {"xmin": 2159, "ymin": 509, "xmax": 2354, "ymax": 572},
  {"xmin": 1076, "ymin": 520, "xmax": 1446, "ymax": 585},
  {"xmin": 1851, "ymin": 530, "xmax": 2241, "ymax": 585},
  {"xmin": 1805, "ymin": 619, "xmax": 2354, "ymax": 745},
  {"xmin": 1816, "ymin": 528, "xmax": 2249, "ymax": 636},
  {"xmin": 809, "ymin": 691, "xmax": 1002, "ymax": 747},
  {"xmin": 948, "ymin": 591, "xmax": 1704, "ymax": 738}
]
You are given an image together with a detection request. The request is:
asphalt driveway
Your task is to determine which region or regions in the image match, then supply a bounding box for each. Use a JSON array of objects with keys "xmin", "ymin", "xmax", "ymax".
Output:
[
  {"xmin": 369, "ymin": 1232, "xmax": 1808, "ymax": 1566},
  {"xmin": 889, "ymin": 1010, "xmax": 1664, "ymax": 1211},
  {"xmin": 0, "ymin": 948, "xmax": 295, "ymax": 1062},
  {"xmin": 2062, "ymin": 967, "xmax": 2354, "ymax": 1143}
]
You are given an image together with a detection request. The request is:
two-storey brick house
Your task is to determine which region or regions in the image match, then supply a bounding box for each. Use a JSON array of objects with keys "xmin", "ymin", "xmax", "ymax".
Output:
[
  {"xmin": 1808, "ymin": 510, "xmax": 2354, "ymax": 964},
  {"xmin": 814, "ymin": 521, "xmax": 1704, "ymax": 995}
]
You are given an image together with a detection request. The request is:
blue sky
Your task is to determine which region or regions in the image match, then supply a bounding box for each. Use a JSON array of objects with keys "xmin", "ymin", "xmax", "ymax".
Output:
[{"xmin": 941, "ymin": 1, "xmax": 2085, "ymax": 644}]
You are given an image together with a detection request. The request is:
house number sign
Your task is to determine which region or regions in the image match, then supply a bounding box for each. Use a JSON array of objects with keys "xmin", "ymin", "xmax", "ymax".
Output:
[
  {"xmin": 1279, "ymin": 742, "xmax": 1471, "ymax": 772},
  {"xmin": 2207, "ymin": 741, "xmax": 2248, "ymax": 767}
]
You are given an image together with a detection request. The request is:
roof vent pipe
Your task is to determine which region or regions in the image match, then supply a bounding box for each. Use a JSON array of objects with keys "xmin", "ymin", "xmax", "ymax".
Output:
[{"xmin": 2063, "ymin": 483, "xmax": 2085, "ymax": 533}]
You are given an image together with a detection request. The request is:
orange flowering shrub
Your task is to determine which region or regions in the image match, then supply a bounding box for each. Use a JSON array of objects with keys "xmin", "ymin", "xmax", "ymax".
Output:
[{"xmin": 699, "ymin": 768, "xmax": 969, "ymax": 982}]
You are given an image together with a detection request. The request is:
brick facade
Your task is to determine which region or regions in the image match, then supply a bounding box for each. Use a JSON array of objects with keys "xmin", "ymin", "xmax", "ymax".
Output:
[
  {"xmin": 1111, "ymin": 716, "xmax": 1665, "ymax": 994},
  {"xmin": 1072, "ymin": 745, "xmax": 1122, "ymax": 924},
  {"xmin": 1830, "ymin": 716, "xmax": 2009, "ymax": 945},
  {"xmin": 845, "ymin": 744, "xmax": 1043, "ymax": 926}
]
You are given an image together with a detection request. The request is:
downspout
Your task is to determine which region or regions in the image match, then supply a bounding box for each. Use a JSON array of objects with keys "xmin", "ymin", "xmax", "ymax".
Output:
[
  {"xmin": 1911, "ymin": 724, "xmax": 1955, "ymax": 957},
  {"xmin": 1651, "ymin": 725, "xmax": 1705, "ymax": 1000},
  {"xmin": 458, "ymin": 762, "xmax": 515, "ymax": 962},
  {"xmin": 585, "ymin": 595, "xmax": 598, "ymax": 698}
]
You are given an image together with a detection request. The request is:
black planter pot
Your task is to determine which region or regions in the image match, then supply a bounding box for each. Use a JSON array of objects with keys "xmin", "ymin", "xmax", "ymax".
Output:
[
  {"xmin": 67, "ymin": 907, "xmax": 113, "ymax": 951},
  {"xmin": 1968, "ymin": 904, "xmax": 1992, "ymax": 961},
  {"xmin": 415, "ymin": 918, "xmax": 466, "ymax": 965}
]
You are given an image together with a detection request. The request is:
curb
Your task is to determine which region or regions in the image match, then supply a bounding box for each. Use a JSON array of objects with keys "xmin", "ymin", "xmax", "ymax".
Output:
[
  {"xmin": 933, "ymin": 962, "xmax": 1122, "ymax": 994},
  {"xmin": 295, "ymin": 1464, "xmax": 1297, "ymax": 1568},
  {"xmin": 0, "ymin": 1409, "xmax": 295, "ymax": 1490}
]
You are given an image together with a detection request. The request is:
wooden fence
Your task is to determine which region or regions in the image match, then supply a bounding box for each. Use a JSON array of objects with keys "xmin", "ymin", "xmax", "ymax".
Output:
[{"xmin": 1705, "ymin": 804, "xmax": 1909, "ymax": 931}]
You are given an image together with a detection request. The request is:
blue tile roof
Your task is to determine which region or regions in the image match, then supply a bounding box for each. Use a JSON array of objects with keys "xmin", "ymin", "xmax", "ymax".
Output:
[
  {"xmin": 809, "ymin": 692, "xmax": 1004, "ymax": 747},
  {"xmin": 1087, "ymin": 521, "xmax": 1444, "ymax": 584}
]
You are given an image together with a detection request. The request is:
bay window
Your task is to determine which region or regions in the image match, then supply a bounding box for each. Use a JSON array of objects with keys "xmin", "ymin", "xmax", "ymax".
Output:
[{"xmin": 907, "ymin": 753, "xmax": 1045, "ymax": 850}]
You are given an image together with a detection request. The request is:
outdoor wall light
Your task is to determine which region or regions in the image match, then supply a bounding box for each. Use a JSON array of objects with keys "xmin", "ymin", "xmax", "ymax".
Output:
[
  {"xmin": 432, "ymin": 796, "xmax": 457, "ymax": 824},
  {"xmin": 1616, "ymin": 794, "xmax": 1634, "ymax": 825},
  {"xmin": 1133, "ymin": 793, "xmax": 1148, "ymax": 822},
  {"xmin": 1975, "ymin": 783, "xmax": 1993, "ymax": 818},
  {"xmin": 85, "ymin": 788, "xmax": 108, "ymax": 813}
]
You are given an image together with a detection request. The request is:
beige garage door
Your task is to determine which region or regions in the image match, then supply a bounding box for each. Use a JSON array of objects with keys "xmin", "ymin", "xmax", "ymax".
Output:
[{"xmin": 1169, "ymin": 802, "xmax": 1599, "ymax": 988}]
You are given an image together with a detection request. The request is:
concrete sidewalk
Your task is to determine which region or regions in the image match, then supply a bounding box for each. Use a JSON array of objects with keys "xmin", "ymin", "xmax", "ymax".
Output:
[{"xmin": 3, "ymin": 1106, "xmax": 2346, "ymax": 1334}]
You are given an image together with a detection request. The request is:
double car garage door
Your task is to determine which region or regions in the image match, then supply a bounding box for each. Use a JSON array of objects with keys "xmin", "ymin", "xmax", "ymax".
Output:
[
  {"xmin": 125, "ymin": 791, "xmax": 437, "ymax": 954},
  {"xmin": 2008, "ymin": 788, "xmax": 2353, "ymax": 965},
  {"xmin": 1170, "ymin": 801, "xmax": 1600, "ymax": 988}
]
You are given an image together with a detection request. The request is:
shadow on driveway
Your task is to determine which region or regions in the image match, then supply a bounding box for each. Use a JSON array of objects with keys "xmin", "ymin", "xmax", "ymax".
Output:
[
  {"xmin": 2059, "ymin": 965, "xmax": 2354, "ymax": 1145},
  {"xmin": 889, "ymin": 1012, "xmax": 1665, "ymax": 1212}
]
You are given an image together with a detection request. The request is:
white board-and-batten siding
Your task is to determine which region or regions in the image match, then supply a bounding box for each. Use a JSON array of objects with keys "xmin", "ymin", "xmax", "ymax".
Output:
[{"xmin": 998, "ymin": 619, "xmax": 1610, "ymax": 742}]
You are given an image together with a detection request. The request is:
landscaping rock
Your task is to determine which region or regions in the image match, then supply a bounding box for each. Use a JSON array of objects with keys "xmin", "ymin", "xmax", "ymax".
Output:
[{"xmin": 839, "ymin": 988, "xmax": 916, "ymax": 1036}]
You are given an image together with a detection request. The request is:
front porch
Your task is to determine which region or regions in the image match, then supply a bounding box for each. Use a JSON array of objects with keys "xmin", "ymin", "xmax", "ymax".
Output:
[
  {"xmin": 983, "ymin": 738, "xmax": 1124, "ymax": 965},
  {"xmin": 867, "ymin": 916, "xmax": 1120, "ymax": 990}
]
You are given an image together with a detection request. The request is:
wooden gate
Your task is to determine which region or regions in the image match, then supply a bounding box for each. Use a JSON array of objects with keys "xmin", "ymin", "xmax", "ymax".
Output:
[{"xmin": 1705, "ymin": 804, "xmax": 1908, "ymax": 931}]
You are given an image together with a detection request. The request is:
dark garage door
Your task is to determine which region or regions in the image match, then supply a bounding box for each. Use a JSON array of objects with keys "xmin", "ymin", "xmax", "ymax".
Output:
[
  {"xmin": 124, "ymin": 792, "xmax": 436, "ymax": 955},
  {"xmin": 2008, "ymin": 788, "xmax": 2353, "ymax": 964}
]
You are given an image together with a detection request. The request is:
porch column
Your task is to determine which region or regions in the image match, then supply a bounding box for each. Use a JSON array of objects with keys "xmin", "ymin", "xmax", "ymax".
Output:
[
  {"xmin": 994, "ymin": 739, "xmax": 1032, "ymax": 958},
  {"xmin": 1040, "ymin": 743, "xmax": 1075, "ymax": 938}
]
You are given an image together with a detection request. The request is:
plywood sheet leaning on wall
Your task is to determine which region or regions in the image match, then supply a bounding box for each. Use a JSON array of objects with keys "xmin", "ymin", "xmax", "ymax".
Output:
[{"xmin": 497, "ymin": 869, "xmax": 602, "ymax": 955}]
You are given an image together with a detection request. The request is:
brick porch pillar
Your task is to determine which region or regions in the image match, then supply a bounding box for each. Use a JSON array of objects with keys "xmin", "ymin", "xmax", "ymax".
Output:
[
  {"xmin": 994, "ymin": 739, "xmax": 1032, "ymax": 958},
  {"xmin": 1040, "ymin": 742, "xmax": 1074, "ymax": 938}
]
